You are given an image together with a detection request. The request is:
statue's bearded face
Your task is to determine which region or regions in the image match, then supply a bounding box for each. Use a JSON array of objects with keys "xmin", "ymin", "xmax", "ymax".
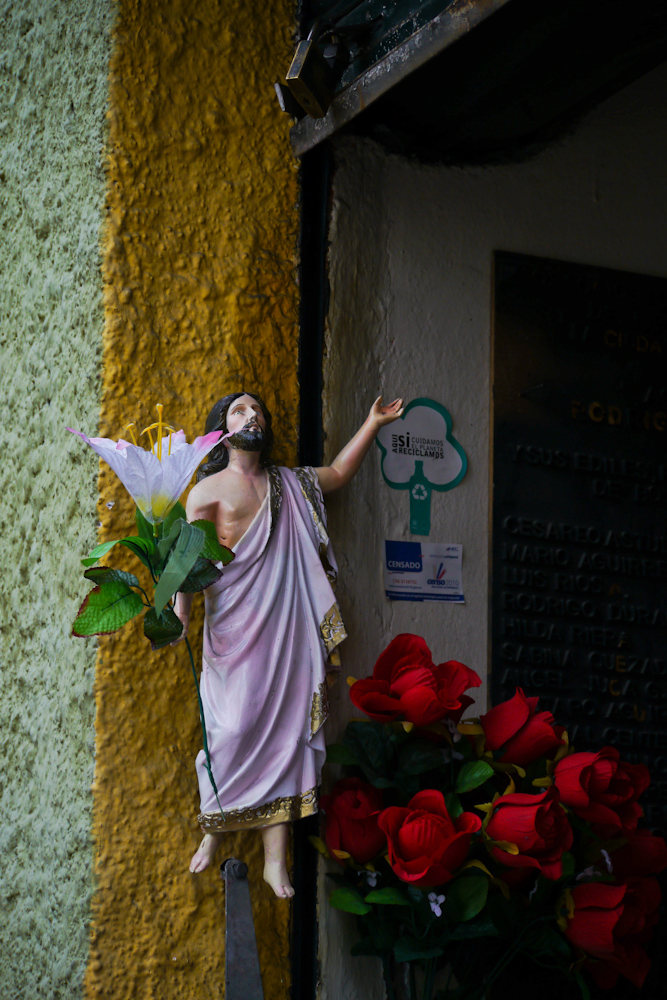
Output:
[{"xmin": 225, "ymin": 394, "xmax": 267, "ymax": 452}]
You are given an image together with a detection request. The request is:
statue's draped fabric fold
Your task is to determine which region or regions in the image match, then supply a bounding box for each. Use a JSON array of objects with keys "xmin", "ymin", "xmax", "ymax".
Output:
[{"xmin": 197, "ymin": 466, "xmax": 346, "ymax": 832}]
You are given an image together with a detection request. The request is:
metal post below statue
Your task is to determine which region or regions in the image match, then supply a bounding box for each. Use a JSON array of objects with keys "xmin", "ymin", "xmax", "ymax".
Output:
[{"xmin": 221, "ymin": 858, "xmax": 265, "ymax": 1000}]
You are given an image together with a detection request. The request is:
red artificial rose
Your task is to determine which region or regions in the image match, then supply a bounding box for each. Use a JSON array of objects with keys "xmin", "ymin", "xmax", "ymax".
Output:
[
  {"xmin": 377, "ymin": 789, "xmax": 481, "ymax": 887},
  {"xmin": 485, "ymin": 787, "xmax": 572, "ymax": 880},
  {"xmin": 349, "ymin": 633, "xmax": 481, "ymax": 727},
  {"xmin": 565, "ymin": 877, "xmax": 662, "ymax": 989},
  {"xmin": 320, "ymin": 778, "xmax": 386, "ymax": 865},
  {"xmin": 554, "ymin": 747, "xmax": 650, "ymax": 837},
  {"xmin": 479, "ymin": 688, "xmax": 563, "ymax": 766},
  {"xmin": 609, "ymin": 828, "xmax": 667, "ymax": 877}
]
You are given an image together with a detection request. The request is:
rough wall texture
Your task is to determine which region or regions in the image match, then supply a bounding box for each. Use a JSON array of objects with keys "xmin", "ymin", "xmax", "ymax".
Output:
[
  {"xmin": 0, "ymin": 1, "xmax": 113, "ymax": 997},
  {"xmin": 87, "ymin": 2, "xmax": 300, "ymax": 998},
  {"xmin": 319, "ymin": 64, "xmax": 667, "ymax": 999}
]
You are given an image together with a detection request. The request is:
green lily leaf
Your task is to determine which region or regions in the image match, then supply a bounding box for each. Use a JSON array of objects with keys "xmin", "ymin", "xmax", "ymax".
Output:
[
  {"xmin": 157, "ymin": 518, "xmax": 184, "ymax": 565},
  {"xmin": 162, "ymin": 501, "xmax": 187, "ymax": 537},
  {"xmin": 84, "ymin": 566, "xmax": 141, "ymax": 589},
  {"xmin": 191, "ymin": 518, "xmax": 234, "ymax": 565},
  {"xmin": 329, "ymin": 888, "xmax": 371, "ymax": 915},
  {"xmin": 325, "ymin": 743, "xmax": 360, "ymax": 766},
  {"xmin": 135, "ymin": 507, "xmax": 154, "ymax": 542},
  {"xmin": 81, "ymin": 536, "xmax": 155, "ymax": 571},
  {"xmin": 393, "ymin": 936, "xmax": 443, "ymax": 963},
  {"xmin": 455, "ymin": 760, "xmax": 495, "ymax": 794},
  {"xmin": 364, "ymin": 887, "xmax": 411, "ymax": 906},
  {"xmin": 179, "ymin": 556, "xmax": 223, "ymax": 593},
  {"xmin": 154, "ymin": 521, "xmax": 205, "ymax": 614},
  {"xmin": 143, "ymin": 606, "xmax": 183, "ymax": 650},
  {"xmin": 444, "ymin": 875, "xmax": 489, "ymax": 923},
  {"xmin": 72, "ymin": 578, "xmax": 144, "ymax": 636}
]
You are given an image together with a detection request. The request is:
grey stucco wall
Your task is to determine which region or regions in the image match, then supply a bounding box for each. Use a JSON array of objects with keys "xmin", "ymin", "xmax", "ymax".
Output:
[
  {"xmin": 0, "ymin": 2, "xmax": 113, "ymax": 996},
  {"xmin": 319, "ymin": 62, "xmax": 667, "ymax": 1000}
]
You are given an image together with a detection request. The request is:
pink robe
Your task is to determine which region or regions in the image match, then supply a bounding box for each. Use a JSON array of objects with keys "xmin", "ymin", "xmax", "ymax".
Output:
[{"xmin": 196, "ymin": 467, "xmax": 346, "ymax": 832}]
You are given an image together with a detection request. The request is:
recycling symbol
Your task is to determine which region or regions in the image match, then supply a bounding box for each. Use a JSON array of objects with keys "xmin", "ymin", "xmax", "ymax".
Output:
[{"xmin": 376, "ymin": 397, "xmax": 467, "ymax": 536}]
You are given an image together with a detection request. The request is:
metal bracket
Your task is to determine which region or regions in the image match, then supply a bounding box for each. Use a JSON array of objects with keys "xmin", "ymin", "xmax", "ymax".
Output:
[{"xmin": 221, "ymin": 858, "xmax": 265, "ymax": 1000}]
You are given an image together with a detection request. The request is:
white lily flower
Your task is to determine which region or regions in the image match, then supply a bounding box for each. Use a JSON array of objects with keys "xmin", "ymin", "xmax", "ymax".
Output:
[{"xmin": 68, "ymin": 409, "xmax": 224, "ymax": 524}]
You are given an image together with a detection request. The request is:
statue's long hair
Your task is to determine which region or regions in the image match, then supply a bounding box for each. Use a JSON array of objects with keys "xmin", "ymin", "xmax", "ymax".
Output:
[{"xmin": 197, "ymin": 392, "xmax": 274, "ymax": 481}]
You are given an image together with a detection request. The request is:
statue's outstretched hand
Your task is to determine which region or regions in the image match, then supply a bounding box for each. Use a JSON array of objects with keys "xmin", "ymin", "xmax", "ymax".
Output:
[{"xmin": 370, "ymin": 395, "xmax": 404, "ymax": 429}]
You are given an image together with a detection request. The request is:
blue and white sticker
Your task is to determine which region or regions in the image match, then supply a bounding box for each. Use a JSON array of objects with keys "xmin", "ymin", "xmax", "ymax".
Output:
[{"xmin": 384, "ymin": 540, "xmax": 464, "ymax": 602}]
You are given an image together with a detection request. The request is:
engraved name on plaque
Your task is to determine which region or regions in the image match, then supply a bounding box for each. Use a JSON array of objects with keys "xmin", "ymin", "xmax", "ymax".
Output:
[{"xmin": 492, "ymin": 252, "xmax": 667, "ymax": 833}]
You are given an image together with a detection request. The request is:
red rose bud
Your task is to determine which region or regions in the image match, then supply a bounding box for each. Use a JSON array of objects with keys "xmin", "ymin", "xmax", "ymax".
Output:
[
  {"xmin": 564, "ymin": 877, "xmax": 661, "ymax": 989},
  {"xmin": 479, "ymin": 688, "xmax": 563, "ymax": 766},
  {"xmin": 554, "ymin": 747, "xmax": 650, "ymax": 838},
  {"xmin": 320, "ymin": 778, "xmax": 386, "ymax": 865},
  {"xmin": 377, "ymin": 789, "xmax": 481, "ymax": 887},
  {"xmin": 608, "ymin": 828, "xmax": 667, "ymax": 877},
  {"xmin": 349, "ymin": 633, "xmax": 481, "ymax": 727},
  {"xmin": 485, "ymin": 787, "xmax": 572, "ymax": 880}
]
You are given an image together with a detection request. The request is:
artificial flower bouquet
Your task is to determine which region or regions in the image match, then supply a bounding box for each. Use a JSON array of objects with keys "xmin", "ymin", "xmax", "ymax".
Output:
[
  {"xmin": 68, "ymin": 406, "xmax": 233, "ymax": 808},
  {"xmin": 314, "ymin": 634, "xmax": 667, "ymax": 1000}
]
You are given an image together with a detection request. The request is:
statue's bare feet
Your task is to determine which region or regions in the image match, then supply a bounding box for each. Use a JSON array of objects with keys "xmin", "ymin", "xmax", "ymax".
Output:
[
  {"xmin": 190, "ymin": 833, "xmax": 223, "ymax": 873},
  {"xmin": 261, "ymin": 821, "xmax": 294, "ymax": 899},
  {"xmin": 263, "ymin": 856, "xmax": 295, "ymax": 899}
]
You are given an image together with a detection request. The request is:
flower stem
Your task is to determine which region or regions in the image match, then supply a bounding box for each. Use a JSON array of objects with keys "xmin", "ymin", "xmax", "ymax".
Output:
[
  {"xmin": 184, "ymin": 637, "xmax": 225, "ymax": 819},
  {"xmin": 422, "ymin": 957, "xmax": 436, "ymax": 1000}
]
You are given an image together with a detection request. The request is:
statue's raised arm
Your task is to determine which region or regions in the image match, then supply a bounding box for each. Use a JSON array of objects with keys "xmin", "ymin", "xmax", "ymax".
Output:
[{"xmin": 315, "ymin": 396, "xmax": 404, "ymax": 495}]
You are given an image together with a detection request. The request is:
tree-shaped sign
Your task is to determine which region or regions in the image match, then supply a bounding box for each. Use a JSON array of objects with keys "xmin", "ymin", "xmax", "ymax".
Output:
[{"xmin": 375, "ymin": 397, "xmax": 467, "ymax": 535}]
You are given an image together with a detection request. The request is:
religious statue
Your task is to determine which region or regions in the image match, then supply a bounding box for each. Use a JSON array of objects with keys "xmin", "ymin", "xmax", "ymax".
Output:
[{"xmin": 173, "ymin": 392, "xmax": 403, "ymax": 898}]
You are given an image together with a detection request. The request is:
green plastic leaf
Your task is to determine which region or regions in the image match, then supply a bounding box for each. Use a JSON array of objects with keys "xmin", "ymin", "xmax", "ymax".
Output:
[
  {"xmin": 393, "ymin": 936, "xmax": 443, "ymax": 963},
  {"xmin": 455, "ymin": 760, "xmax": 495, "ymax": 794},
  {"xmin": 191, "ymin": 518, "xmax": 234, "ymax": 564},
  {"xmin": 72, "ymin": 579, "xmax": 144, "ymax": 636},
  {"xmin": 135, "ymin": 507, "xmax": 154, "ymax": 542},
  {"xmin": 444, "ymin": 876, "xmax": 489, "ymax": 923},
  {"xmin": 82, "ymin": 536, "xmax": 155, "ymax": 571},
  {"xmin": 84, "ymin": 566, "xmax": 141, "ymax": 589},
  {"xmin": 329, "ymin": 888, "xmax": 371, "ymax": 915},
  {"xmin": 560, "ymin": 852, "xmax": 576, "ymax": 879},
  {"xmin": 162, "ymin": 501, "xmax": 187, "ymax": 537},
  {"xmin": 364, "ymin": 887, "xmax": 410, "ymax": 906},
  {"xmin": 445, "ymin": 792, "xmax": 463, "ymax": 820},
  {"xmin": 447, "ymin": 917, "xmax": 501, "ymax": 941},
  {"xmin": 397, "ymin": 739, "xmax": 451, "ymax": 776},
  {"xmin": 178, "ymin": 556, "xmax": 223, "ymax": 593},
  {"xmin": 154, "ymin": 521, "xmax": 205, "ymax": 614},
  {"xmin": 143, "ymin": 606, "xmax": 183, "ymax": 650},
  {"xmin": 342, "ymin": 721, "xmax": 396, "ymax": 784},
  {"xmin": 157, "ymin": 518, "xmax": 184, "ymax": 564},
  {"xmin": 325, "ymin": 743, "xmax": 360, "ymax": 766}
]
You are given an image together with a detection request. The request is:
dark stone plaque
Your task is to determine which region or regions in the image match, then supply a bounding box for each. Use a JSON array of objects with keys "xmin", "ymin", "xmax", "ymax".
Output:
[{"xmin": 492, "ymin": 252, "xmax": 667, "ymax": 836}]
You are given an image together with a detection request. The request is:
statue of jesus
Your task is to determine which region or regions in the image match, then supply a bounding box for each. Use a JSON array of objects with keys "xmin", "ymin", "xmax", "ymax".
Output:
[{"xmin": 174, "ymin": 391, "xmax": 403, "ymax": 898}]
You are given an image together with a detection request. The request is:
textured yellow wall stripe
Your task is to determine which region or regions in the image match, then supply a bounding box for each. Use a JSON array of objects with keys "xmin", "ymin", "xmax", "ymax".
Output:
[{"xmin": 88, "ymin": 2, "xmax": 299, "ymax": 996}]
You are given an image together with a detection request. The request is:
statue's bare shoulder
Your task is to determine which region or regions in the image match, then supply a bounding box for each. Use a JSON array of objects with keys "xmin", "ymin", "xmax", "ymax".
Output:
[{"xmin": 187, "ymin": 468, "xmax": 268, "ymax": 548}]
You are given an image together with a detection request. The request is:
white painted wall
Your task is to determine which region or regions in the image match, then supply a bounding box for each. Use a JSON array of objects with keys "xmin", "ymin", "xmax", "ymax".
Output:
[{"xmin": 317, "ymin": 61, "xmax": 667, "ymax": 999}]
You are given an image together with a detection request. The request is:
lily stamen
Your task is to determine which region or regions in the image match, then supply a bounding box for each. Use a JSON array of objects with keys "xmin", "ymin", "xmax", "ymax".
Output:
[{"xmin": 141, "ymin": 403, "xmax": 175, "ymax": 461}]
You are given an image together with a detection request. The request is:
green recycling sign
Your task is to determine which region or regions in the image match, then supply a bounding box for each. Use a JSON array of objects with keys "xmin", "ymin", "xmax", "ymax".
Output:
[{"xmin": 375, "ymin": 397, "xmax": 467, "ymax": 535}]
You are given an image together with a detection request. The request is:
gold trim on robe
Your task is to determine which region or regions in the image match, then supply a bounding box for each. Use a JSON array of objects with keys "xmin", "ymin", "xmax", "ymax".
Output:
[
  {"xmin": 267, "ymin": 465, "xmax": 282, "ymax": 539},
  {"xmin": 198, "ymin": 786, "xmax": 318, "ymax": 832},
  {"xmin": 293, "ymin": 467, "xmax": 337, "ymax": 585},
  {"xmin": 310, "ymin": 680, "xmax": 329, "ymax": 735},
  {"xmin": 320, "ymin": 602, "xmax": 347, "ymax": 655}
]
